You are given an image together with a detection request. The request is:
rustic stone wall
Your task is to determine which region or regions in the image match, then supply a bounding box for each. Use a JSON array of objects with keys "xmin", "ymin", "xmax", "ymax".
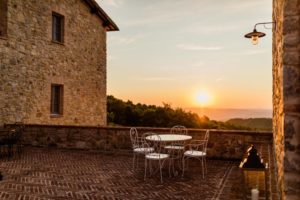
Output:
[
  {"xmin": 0, "ymin": 0, "xmax": 108, "ymax": 126},
  {"xmin": 273, "ymin": 0, "xmax": 300, "ymax": 199},
  {"xmin": 273, "ymin": 0, "xmax": 285, "ymax": 198},
  {"xmin": 6, "ymin": 124, "xmax": 273, "ymax": 160}
]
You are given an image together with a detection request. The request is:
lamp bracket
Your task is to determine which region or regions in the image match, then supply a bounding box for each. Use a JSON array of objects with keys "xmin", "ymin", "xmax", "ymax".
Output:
[{"xmin": 254, "ymin": 22, "xmax": 276, "ymax": 30}]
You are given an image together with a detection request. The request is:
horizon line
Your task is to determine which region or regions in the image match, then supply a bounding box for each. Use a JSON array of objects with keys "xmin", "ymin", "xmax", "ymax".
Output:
[{"xmin": 184, "ymin": 107, "xmax": 273, "ymax": 110}]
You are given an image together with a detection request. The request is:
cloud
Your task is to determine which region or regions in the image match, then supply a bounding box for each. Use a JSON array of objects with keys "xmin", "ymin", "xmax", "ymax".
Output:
[
  {"xmin": 100, "ymin": 0, "xmax": 123, "ymax": 7},
  {"xmin": 240, "ymin": 49, "xmax": 268, "ymax": 55},
  {"xmin": 136, "ymin": 77, "xmax": 175, "ymax": 81},
  {"xmin": 177, "ymin": 44, "xmax": 223, "ymax": 51},
  {"xmin": 186, "ymin": 24, "xmax": 239, "ymax": 34},
  {"xmin": 224, "ymin": 0, "xmax": 270, "ymax": 12},
  {"xmin": 192, "ymin": 62, "xmax": 205, "ymax": 67},
  {"xmin": 120, "ymin": 1, "xmax": 198, "ymax": 28},
  {"xmin": 108, "ymin": 34, "xmax": 145, "ymax": 45},
  {"xmin": 122, "ymin": 14, "xmax": 179, "ymax": 27},
  {"xmin": 109, "ymin": 36, "xmax": 135, "ymax": 45},
  {"xmin": 107, "ymin": 55, "xmax": 117, "ymax": 61},
  {"xmin": 215, "ymin": 78, "xmax": 224, "ymax": 82}
]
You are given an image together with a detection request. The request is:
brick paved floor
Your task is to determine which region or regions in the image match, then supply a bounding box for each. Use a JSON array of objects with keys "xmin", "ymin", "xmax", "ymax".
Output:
[{"xmin": 0, "ymin": 147, "xmax": 275, "ymax": 200}]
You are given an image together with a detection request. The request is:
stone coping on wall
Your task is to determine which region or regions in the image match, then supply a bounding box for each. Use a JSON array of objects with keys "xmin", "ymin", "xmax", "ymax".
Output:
[
  {"xmin": 5, "ymin": 123, "xmax": 273, "ymax": 160},
  {"xmin": 8, "ymin": 123, "xmax": 273, "ymax": 136}
]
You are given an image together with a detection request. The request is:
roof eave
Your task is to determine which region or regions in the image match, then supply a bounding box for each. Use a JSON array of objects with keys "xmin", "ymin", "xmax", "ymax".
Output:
[{"xmin": 83, "ymin": 0, "xmax": 119, "ymax": 31}]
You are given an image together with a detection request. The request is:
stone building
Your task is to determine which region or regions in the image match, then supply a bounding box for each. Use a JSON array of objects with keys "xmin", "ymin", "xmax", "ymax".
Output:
[
  {"xmin": 273, "ymin": 0, "xmax": 300, "ymax": 199},
  {"xmin": 0, "ymin": 0, "xmax": 118, "ymax": 126}
]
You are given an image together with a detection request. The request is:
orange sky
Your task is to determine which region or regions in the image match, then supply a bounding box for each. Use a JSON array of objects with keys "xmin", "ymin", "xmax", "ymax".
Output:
[{"xmin": 100, "ymin": 0, "xmax": 272, "ymax": 109}]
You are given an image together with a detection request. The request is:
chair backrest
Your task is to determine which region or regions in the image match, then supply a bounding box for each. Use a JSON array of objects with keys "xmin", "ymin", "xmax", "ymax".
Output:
[
  {"xmin": 170, "ymin": 125, "xmax": 188, "ymax": 135},
  {"xmin": 142, "ymin": 132, "xmax": 160, "ymax": 151},
  {"xmin": 146, "ymin": 134, "xmax": 163, "ymax": 154},
  {"xmin": 203, "ymin": 130, "xmax": 210, "ymax": 152},
  {"xmin": 130, "ymin": 127, "xmax": 139, "ymax": 148}
]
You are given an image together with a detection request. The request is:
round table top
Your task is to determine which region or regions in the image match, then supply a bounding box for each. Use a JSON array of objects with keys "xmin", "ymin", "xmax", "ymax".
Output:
[{"xmin": 146, "ymin": 134, "xmax": 192, "ymax": 142}]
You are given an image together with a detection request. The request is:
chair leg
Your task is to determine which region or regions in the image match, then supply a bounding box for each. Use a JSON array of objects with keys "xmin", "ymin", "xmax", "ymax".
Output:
[
  {"xmin": 172, "ymin": 159, "xmax": 176, "ymax": 176},
  {"xmin": 144, "ymin": 159, "xmax": 147, "ymax": 181},
  {"xmin": 201, "ymin": 157, "xmax": 204, "ymax": 179},
  {"xmin": 204, "ymin": 157, "xmax": 207, "ymax": 173},
  {"xmin": 132, "ymin": 154, "xmax": 136, "ymax": 169},
  {"xmin": 182, "ymin": 156, "xmax": 186, "ymax": 177},
  {"xmin": 168, "ymin": 159, "xmax": 172, "ymax": 177},
  {"xmin": 159, "ymin": 160, "xmax": 163, "ymax": 183},
  {"xmin": 8, "ymin": 144, "xmax": 12, "ymax": 159},
  {"xmin": 149, "ymin": 160, "xmax": 153, "ymax": 175},
  {"xmin": 17, "ymin": 144, "xmax": 21, "ymax": 157}
]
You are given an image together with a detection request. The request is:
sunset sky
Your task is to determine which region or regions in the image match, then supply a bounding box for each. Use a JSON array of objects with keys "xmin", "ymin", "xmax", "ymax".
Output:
[{"xmin": 97, "ymin": 0, "xmax": 272, "ymax": 109}]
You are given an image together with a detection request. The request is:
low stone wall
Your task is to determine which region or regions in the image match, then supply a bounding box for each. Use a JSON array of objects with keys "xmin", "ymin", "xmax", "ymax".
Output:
[{"xmin": 5, "ymin": 124, "xmax": 273, "ymax": 160}]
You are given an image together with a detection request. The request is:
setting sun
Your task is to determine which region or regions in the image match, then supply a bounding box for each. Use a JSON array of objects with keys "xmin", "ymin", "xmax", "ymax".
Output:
[{"xmin": 194, "ymin": 91, "xmax": 213, "ymax": 107}]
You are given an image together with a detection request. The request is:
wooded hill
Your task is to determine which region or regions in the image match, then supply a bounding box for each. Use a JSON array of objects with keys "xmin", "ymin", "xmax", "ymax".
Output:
[{"xmin": 107, "ymin": 95, "xmax": 270, "ymax": 131}]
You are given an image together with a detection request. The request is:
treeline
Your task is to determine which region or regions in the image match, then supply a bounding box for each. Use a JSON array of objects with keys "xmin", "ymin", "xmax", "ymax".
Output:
[
  {"xmin": 226, "ymin": 118, "xmax": 272, "ymax": 131},
  {"xmin": 107, "ymin": 95, "xmax": 251, "ymax": 130}
]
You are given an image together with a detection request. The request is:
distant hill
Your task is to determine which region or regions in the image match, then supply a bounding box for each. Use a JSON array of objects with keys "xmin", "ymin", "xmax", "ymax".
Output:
[
  {"xmin": 226, "ymin": 118, "xmax": 272, "ymax": 131},
  {"xmin": 185, "ymin": 107, "xmax": 272, "ymax": 121}
]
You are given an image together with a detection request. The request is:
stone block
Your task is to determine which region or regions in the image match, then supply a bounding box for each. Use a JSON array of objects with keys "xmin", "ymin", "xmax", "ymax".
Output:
[
  {"xmin": 76, "ymin": 141, "xmax": 86, "ymax": 149},
  {"xmin": 284, "ymin": 0, "xmax": 300, "ymax": 16},
  {"xmin": 283, "ymin": 51, "xmax": 300, "ymax": 65}
]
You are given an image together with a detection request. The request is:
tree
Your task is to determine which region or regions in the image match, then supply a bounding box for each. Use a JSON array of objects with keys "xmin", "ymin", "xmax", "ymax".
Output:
[{"xmin": 107, "ymin": 95, "xmax": 253, "ymax": 130}]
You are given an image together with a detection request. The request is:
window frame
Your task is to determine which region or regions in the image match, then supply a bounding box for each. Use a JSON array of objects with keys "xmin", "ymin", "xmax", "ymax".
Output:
[
  {"xmin": 0, "ymin": 0, "xmax": 8, "ymax": 38},
  {"xmin": 50, "ymin": 84, "xmax": 64, "ymax": 116},
  {"xmin": 52, "ymin": 12, "xmax": 64, "ymax": 44}
]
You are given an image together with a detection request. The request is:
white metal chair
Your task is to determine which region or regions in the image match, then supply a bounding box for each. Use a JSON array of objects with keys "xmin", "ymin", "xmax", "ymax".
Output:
[
  {"xmin": 144, "ymin": 134, "xmax": 170, "ymax": 183},
  {"xmin": 182, "ymin": 130, "xmax": 209, "ymax": 179},
  {"xmin": 170, "ymin": 125, "xmax": 188, "ymax": 135},
  {"xmin": 129, "ymin": 128, "xmax": 154, "ymax": 169},
  {"xmin": 166, "ymin": 141, "xmax": 185, "ymax": 177},
  {"xmin": 164, "ymin": 125, "xmax": 188, "ymax": 172},
  {"xmin": 164, "ymin": 125, "xmax": 188, "ymax": 151}
]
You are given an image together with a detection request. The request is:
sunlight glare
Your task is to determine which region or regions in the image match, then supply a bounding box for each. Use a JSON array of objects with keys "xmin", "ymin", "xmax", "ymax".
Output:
[{"xmin": 195, "ymin": 91, "xmax": 212, "ymax": 107}]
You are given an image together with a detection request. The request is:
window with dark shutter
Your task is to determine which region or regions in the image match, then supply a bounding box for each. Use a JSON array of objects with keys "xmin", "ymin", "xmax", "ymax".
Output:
[
  {"xmin": 52, "ymin": 12, "xmax": 64, "ymax": 43},
  {"xmin": 0, "ymin": 0, "xmax": 8, "ymax": 37},
  {"xmin": 51, "ymin": 84, "xmax": 63, "ymax": 115}
]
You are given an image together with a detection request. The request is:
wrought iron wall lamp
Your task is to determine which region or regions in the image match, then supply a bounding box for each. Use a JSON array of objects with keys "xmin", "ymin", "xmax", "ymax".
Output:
[{"xmin": 244, "ymin": 22, "xmax": 275, "ymax": 45}]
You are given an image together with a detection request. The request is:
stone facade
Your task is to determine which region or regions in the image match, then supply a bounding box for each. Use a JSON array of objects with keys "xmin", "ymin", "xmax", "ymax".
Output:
[
  {"xmin": 0, "ymin": 0, "xmax": 117, "ymax": 126},
  {"xmin": 273, "ymin": 0, "xmax": 300, "ymax": 199}
]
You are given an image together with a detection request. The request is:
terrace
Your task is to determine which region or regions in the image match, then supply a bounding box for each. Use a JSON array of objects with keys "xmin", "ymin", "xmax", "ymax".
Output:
[{"xmin": 0, "ymin": 125, "xmax": 279, "ymax": 199}]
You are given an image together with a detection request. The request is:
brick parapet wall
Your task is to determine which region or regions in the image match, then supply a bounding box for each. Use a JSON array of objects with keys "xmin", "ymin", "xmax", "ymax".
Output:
[{"xmin": 5, "ymin": 124, "xmax": 273, "ymax": 160}]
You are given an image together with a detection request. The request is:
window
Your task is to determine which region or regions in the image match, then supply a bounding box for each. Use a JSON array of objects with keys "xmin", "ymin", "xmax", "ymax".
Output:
[
  {"xmin": 52, "ymin": 12, "xmax": 64, "ymax": 43},
  {"xmin": 51, "ymin": 84, "xmax": 63, "ymax": 115},
  {"xmin": 0, "ymin": 0, "xmax": 8, "ymax": 37}
]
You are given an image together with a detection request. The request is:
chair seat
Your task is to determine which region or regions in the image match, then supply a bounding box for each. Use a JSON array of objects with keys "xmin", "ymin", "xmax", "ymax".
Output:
[
  {"xmin": 134, "ymin": 147, "xmax": 154, "ymax": 154},
  {"xmin": 184, "ymin": 150, "xmax": 206, "ymax": 157},
  {"xmin": 146, "ymin": 153, "xmax": 169, "ymax": 160},
  {"xmin": 164, "ymin": 145, "xmax": 184, "ymax": 150}
]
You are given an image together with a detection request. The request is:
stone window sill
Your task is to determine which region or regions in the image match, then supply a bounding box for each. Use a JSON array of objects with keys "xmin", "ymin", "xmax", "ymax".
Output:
[
  {"xmin": 50, "ymin": 114, "xmax": 63, "ymax": 118},
  {"xmin": 51, "ymin": 40, "xmax": 65, "ymax": 46},
  {"xmin": 0, "ymin": 35, "xmax": 7, "ymax": 40}
]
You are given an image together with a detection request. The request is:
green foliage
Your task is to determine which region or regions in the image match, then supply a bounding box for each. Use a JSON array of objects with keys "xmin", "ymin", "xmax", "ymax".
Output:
[
  {"xmin": 226, "ymin": 118, "xmax": 272, "ymax": 131},
  {"xmin": 107, "ymin": 95, "xmax": 256, "ymax": 130}
]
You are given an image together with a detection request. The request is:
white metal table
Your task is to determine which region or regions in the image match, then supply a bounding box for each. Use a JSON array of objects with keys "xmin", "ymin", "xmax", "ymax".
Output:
[{"xmin": 146, "ymin": 134, "xmax": 192, "ymax": 142}]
